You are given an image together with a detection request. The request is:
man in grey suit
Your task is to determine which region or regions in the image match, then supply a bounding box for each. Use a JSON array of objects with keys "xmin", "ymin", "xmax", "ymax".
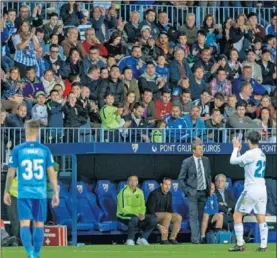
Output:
[{"xmin": 178, "ymin": 139, "xmax": 212, "ymax": 243}]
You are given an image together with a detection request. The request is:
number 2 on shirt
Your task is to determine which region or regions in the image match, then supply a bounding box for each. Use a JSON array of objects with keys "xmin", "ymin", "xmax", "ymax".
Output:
[
  {"xmin": 21, "ymin": 159, "xmax": 44, "ymax": 180},
  {"xmin": 254, "ymin": 160, "xmax": 266, "ymax": 178}
]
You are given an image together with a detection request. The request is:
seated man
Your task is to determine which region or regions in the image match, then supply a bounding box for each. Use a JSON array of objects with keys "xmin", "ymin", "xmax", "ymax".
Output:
[
  {"xmin": 214, "ymin": 174, "xmax": 235, "ymax": 230},
  {"xmin": 146, "ymin": 177, "xmax": 182, "ymax": 245},
  {"xmin": 200, "ymin": 183, "xmax": 223, "ymax": 243},
  {"xmin": 117, "ymin": 175, "xmax": 158, "ymax": 246}
]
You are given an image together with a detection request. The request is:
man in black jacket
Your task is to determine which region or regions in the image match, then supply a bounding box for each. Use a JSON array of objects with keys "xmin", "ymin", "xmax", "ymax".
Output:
[
  {"xmin": 214, "ymin": 174, "xmax": 235, "ymax": 230},
  {"xmin": 146, "ymin": 177, "xmax": 182, "ymax": 245}
]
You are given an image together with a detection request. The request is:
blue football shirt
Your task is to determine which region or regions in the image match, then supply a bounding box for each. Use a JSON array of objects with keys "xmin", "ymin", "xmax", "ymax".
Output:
[{"xmin": 9, "ymin": 141, "xmax": 54, "ymax": 199}]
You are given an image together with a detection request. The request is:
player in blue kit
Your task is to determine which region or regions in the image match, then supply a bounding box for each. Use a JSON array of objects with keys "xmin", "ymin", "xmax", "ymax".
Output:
[{"xmin": 3, "ymin": 120, "xmax": 59, "ymax": 258}]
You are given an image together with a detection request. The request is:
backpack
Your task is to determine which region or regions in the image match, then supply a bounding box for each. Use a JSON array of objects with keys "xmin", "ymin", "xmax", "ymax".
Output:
[{"xmin": 206, "ymin": 230, "xmax": 235, "ymax": 244}]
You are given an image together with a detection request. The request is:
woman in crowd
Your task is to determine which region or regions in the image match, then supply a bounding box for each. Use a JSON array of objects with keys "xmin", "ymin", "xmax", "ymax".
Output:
[
  {"xmin": 61, "ymin": 48, "xmax": 84, "ymax": 78},
  {"xmin": 123, "ymin": 91, "xmax": 136, "ymax": 117},
  {"xmin": 259, "ymin": 107, "xmax": 276, "ymax": 143},
  {"xmin": 104, "ymin": 32, "xmax": 125, "ymax": 61}
]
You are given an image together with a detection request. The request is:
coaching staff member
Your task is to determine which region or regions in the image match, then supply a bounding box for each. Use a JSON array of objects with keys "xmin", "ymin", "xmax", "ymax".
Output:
[{"xmin": 178, "ymin": 139, "xmax": 212, "ymax": 244}]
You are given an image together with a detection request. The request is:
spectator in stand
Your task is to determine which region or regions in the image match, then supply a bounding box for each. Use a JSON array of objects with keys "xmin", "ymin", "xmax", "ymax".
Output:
[
  {"xmin": 60, "ymin": 1, "xmax": 83, "ymax": 27},
  {"xmin": 156, "ymin": 11, "xmax": 178, "ymax": 42},
  {"xmin": 141, "ymin": 88, "xmax": 156, "ymax": 125},
  {"xmin": 62, "ymin": 48, "xmax": 85, "ymax": 79},
  {"xmin": 209, "ymin": 92, "xmax": 226, "ymax": 117},
  {"xmin": 47, "ymin": 89, "xmax": 64, "ymax": 127},
  {"xmin": 98, "ymin": 65, "xmax": 125, "ymax": 108},
  {"xmin": 242, "ymin": 49, "xmax": 263, "ymax": 85},
  {"xmin": 71, "ymin": 83, "xmax": 81, "ymax": 99},
  {"xmin": 229, "ymin": 14, "xmax": 253, "ymax": 61},
  {"xmin": 12, "ymin": 21, "xmax": 41, "ymax": 77},
  {"xmin": 219, "ymin": 17, "xmax": 233, "ymax": 56},
  {"xmin": 265, "ymin": 12, "xmax": 277, "ymax": 36},
  {"xmin": 123, "ymin": 91, "xmax": 136, "ymax": 117},
  {"xmin": 78, "ymin": 11, "xmax": 92, "ymax": 41},
  {"xmin": 179, "ymin": 13, "xmax": 198, "ymax": 46},
  {"xmin": 226, "ymin": 103, "xmax": 258, "ymax": 130},
  {"xmin": 23, "ymin": 66, "xmax": 45, "ymax": 98},
  {"xmin": 151, "ymin": 120, "xmax": 167, "ymax": 143},
  {"xmin": 82, "ymin": 28, "xmax": 108, "ymax": 56},
  {"xmin": 257, "ymin": 49, "xmax": 277, "ymax": 95},
  {"xmin": 139, "ymin": 9, "xmax": 160, "ymax": 39},
  {"xmin": 1, "ymin": 67, "xmax": 24, "ymax": 113},
  {"xmin": 90, "ymin": 6, "xmax": 114, "ymax": 42},
  {"xmin": 256, "ymin": 95, "xmax": 275, "ymax": 118},
  {"xmin": 35, "ymin": 46, "xmax": 48, "ymax": 78},
  {"xmin": 200, "ymin": 182, "xmax": 223, "ymax": 244},
  {"xmin": 205, "ymin": 109, "xmax": 224, "ymax": 143},
  {"xmin": 164, "ymin": 105, "xmax": 188, "ymax": 142},
  {"xmin": 253, "ymin": 38, "xmax": 263, "ymax": 61},
  {"xmin": 53, "ymin": 84, "xmax": 65, "ymax": 104},
  {"xmin": 155, "ymin": 33, "xmax": 174, "ymax": 61},
  {"xmin": 172, "ymin": 88, "xmax": 193, "ymax": 117},
  {"xmin": 35, "ymin": 28, "xmax": 46, "ymax": 54},
  {"xmin": 209, "ymin": 68, "xmax": 232, "ymax": 99},
  {"xmin": 228, "ymin": 48, "xmax": 242, "ymax": 80},
  {"xmin": 104, "ymin": 32, "xmax": 125, "ymax": 61},
  {"xmin": 117, "ymin": 175, "xmax": 158, "ymax": 246},
  {"xmin": 123, "ymin": 11, "xmax": 140, "ymax": 45},
  {"xmin": 100, "ymin": 93, "xmax": 124, "ymax": 129},
  {"xmin": 83, "ymin": 46, "xmax": 106, "ymax": 74},
  {"xmin": 100, "ymin": 67, "xmax": 109, "ymax": 79},
  {"xmin": 156, "ymin": 55, "xmax": 169, "ymax": 80},
  {"xmin": 259, "ymin": 107, "xmax": 276, "ymax": 143},
  {"xmin": 178, "ymin": 139, "xmax": 212, "ymax": 244},
  {"xmin": 40, "ymin": 69, "xmax": 60, "ymax": 96},
  {"xmin": 44, "ymin": 34, "xmax": 65, "ymax": 61},
  {"xmin": 193, "ymin": 89, "xmax": 212, "ymax": 121},
  {"xmin": 122, "ymin": 66, "xmax": 140, "ymax": 101},
  {"xmin": 5, "ymin": 8, "xmax": 16, "ymax": 37},
  {"xmin": 232, "ymin": 65, "xmax": 266, "ymax": 98},
  {"xmin": 236, "ymin": 82, "xmax": 257, "ymax": 119},
  {"xmin": 184, "ymin": 106, "xmax": 206, "ymax": 140},
  {"xmin": 81, "ymin": 65, "xmax": 101, "ymax": 102},
  {"xmin": 146, "ymin": 177, "xmax": 182, "ymax": 245},
  {"xmin": 155, "ymin": 90, "xmax": 173, "ymax": 120},
  {"xmin": 191, "ymin": 31, "xmax": 208, "ymax": 61},
  {"xmin": 248, "ymin": 12, "xmax": 265, "ymax": 40},
  {"xmin": 174, "ymin": 33, "xmax": 190, "ymax": 60},
  {"xmin": 189, "ymin": 66, "xmax": 208, "ymax": 101},
  {"xmin": 106, "ymin": 56, "xmax": 117, "ymax": 71},
  {"xmin": 43, "ymin": 44, "xmax": 65, "ymax": 77},
  {"xmin": 61, "ymin": 27, "xmax": 86, "ymax": 58},
  {"xmin": 31, "ymin": 91, "xmax": 48, "ymax": 126},
  {"xmin": 193, "ymin": 48, "xmax": 214, "ymax": 83},
  {"xmin": 265, "ymin": 34, "xmax": 277, "ymax": 63},
  {"xmin": 210, "ymin": 55, "xmax": 233, "ymax": 81},
  {"xmin": 124, "ymin": 102, "xmax": 150, "ymax": 142},
  {"xmin": 168, "ymin": 48, "xmax": 192, "ymax": 94},
  {"xmin": 42, "ymin": 13, "xmax": 62, "ymax": 43},
  {"xmin": 15, "ymin": 5, "xmax": 43, "ymax": 31},
  {"xmin": 214, "ymin": 174, "xmax": 235, "ymax": 232},
  {"xmin": 138, "ymin": 61, "xmax": 167, "ymax": 100},
  {"xmin": 224, "ymin": 95, "xmax": 237, "ymax": 119}
]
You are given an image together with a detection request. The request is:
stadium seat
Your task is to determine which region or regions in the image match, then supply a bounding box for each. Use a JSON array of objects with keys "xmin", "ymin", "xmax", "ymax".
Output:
[
  {"xmin": 170, "ymin": 180, "xmax": 189, "ymax": 231},
  {"xmin": 141, "ymin": 180, "xmax": 159, "ymax": 201},
  {"xmin": 233, "ymin": 180, "xmax": 244, "ymax": 200},
  {"xmin": 69, "ymin": 181, "xmax": 117, "ymax": 231},
  {"xmin": 225, "ymin": 177, "xmax": 233, "ymax": 190},
  {"xmin": 117, "ymin": 181, "xmax": 128, "ymax": 193}
]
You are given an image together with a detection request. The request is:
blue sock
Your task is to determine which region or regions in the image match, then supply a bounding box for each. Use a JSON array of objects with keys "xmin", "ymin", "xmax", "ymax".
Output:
[
  {"xmin": 33, "ymin": 227, "xmax": 44, "ymax": 257},
  {"xmin": 20, "ymin": 226, "xmax": 33, "ymax": 255}
]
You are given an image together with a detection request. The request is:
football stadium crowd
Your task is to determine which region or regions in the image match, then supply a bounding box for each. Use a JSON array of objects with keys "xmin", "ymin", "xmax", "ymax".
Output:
[{"xmin": 1, "ymin": 1, "xmax": 277, "ymax": 145}]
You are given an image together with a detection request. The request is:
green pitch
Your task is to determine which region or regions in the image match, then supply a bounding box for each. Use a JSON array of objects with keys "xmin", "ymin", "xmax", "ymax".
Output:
[{"xmin": 2, "ymin": 244, "xmax": 276, "ymax": 258}]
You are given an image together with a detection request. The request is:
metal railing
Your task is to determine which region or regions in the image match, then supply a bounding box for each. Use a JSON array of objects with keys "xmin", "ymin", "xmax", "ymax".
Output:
[{"xmin": 2, "ymin": 2, "xmax": 276, "ymax": 28}]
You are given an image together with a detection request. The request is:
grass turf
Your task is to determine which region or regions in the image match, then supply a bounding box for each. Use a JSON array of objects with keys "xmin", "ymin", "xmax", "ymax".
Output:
[{"xmin": 2, "ymin": 244, "xmax": 276, "ymax": 258}]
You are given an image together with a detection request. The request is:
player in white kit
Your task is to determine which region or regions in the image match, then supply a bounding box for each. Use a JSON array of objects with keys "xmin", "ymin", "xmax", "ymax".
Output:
[{"xmin": 228, "ymin": 130, "xmax": 268, "ymax": 252}]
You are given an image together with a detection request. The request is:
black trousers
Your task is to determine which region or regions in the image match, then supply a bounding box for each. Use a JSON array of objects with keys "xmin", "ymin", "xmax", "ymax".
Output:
[
  {"xmin": 7, "ymin": 196, "xmax": 20, "ymax": 239},
  {"xmin": 118, "ymin": 215, "xmax": 158, "ymax": 240}
]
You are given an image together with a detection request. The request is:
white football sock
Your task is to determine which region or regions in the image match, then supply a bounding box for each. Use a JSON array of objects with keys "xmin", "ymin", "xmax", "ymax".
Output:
[
  {"xmin": 234, "ymin": 223, "xmax": 244, "ymax": 246},
  {"xmin": 259, "ymin": 223, "xmax": 268, "ymax": 248}
]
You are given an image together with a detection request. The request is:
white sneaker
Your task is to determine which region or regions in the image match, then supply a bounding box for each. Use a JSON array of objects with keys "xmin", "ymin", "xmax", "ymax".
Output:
[
  {"xmin": 125, "ymin": 239, "xmax": 135, "ymax": 246},
  {"xmin": 136, "ymin": 238, "xmax": 150, "ymax": 246}
]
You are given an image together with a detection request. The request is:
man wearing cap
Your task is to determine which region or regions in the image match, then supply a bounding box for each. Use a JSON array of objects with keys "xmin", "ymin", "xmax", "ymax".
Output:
[{"xmin": 139, "ymin": 9, "xmax": 160, "ymax": 39}]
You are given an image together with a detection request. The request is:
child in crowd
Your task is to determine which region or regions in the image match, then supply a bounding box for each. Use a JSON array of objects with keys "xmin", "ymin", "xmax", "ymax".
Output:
[
  {"xmin": 151, "ymin": 120, "xmax": 167, "ymax": 143},
  {"xmin": 175, "ymin": 32, "xmax": 190, "ymax": 59},
  {"xmin": 63, "ymin": 74, "xmax": 80, "ymax": 97},
  {"xmin": 224, "ymin": 95, "xmax": 237, "ymax": 119},
  {"xmin": 200, "ymin": 182, "xmax": 222, "ymax": 243},
  {"xmin": 156, "ymin": 55, "xmax": 169, "ymax": 79},
  {"xmin": 31, "ymin": 91, "xmax": 48, "ymax": 126},
  {"xmin": 253, "ymin": 38, "xmax": 263, "ymax": 61},
  {"xmin": 71, "ymin": 82, "xmax": 82, "ymax": 99}
]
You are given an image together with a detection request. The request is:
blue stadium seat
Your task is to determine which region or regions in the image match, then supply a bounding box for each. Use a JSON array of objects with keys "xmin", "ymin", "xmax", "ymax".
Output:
[
  {"xmin": 94, "ymin": 180, "xmax": 119, "ymax": 231},
  {"xmin": 69, "ymin": 181, "xmax": 115, "ymax": 231},
  {"xmin": 233, "ymin": 180, "xmax": 244, "ymax": 200},
  {"xmin": 50, "ymin": 181, "xmax": 95, "ymax": 230},
  {"xmin": 141, "ymin": 180, "xmax": 159, "ymax": 201},
  {"xmin": 225, "ymin": 177, "xmax": 232, "ymax": 190},
  {"xmin": 170, "ymin": 180, "xmax": 189, "ymax": 231},
  {"xmin": 117, "ymin": 181, "xmax": 128, "ymax": 193}
]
